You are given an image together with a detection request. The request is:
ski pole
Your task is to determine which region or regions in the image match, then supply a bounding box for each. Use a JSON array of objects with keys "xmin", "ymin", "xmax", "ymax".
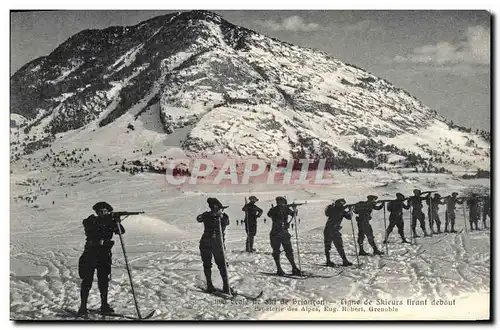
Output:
[
  {"xmin": 293, "ymin": 210, "xmax": 302, "ymax": 273},
  {"xmin": 349, "ymin": 206, "xmax": 360, "ymax": 268},
  {"xmin": 115, "ymin": 219, "xmax": 142, "ymax": 319},
  {"xmin": 217, "ymin": 212, "xmax": 232, "ymax": 297},
  {"xmin": 462, "ymin": 203, "xmax": 468, "ymax": 233},
  {"xmin": 382, "ymin": 202, "xmax": 389, "ymax": 255},
  {"xmin": 428, "ymin": 196, "xmax": 433, "ymax": 235},
  {"xmin": 410, "ymin": 205, "xmax": 414, "ymax": 245}
]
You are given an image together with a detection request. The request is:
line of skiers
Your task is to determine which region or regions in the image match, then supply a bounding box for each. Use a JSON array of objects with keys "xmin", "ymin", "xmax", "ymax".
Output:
[
  {"xmin": 75, "ymin": 191, "xmax": 490, "ymax": 314},
  {"xmin": 196, "ymin": 190, "xmax": 490, "ymax": 294}
]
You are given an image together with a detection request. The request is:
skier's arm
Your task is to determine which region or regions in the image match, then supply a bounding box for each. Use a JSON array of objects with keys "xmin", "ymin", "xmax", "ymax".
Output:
[
  {"xmin": 403, "ymin": 201, "xmax": 410, "ymax": 209},
  {"xmin": 256, "ymin": 206, "xmax": 263, "ymax": 218},
  {"xmin": 222, "ymin": 213, "xmax": 230, "ymax": 226},
  {"xmin": 353, "ymin": 203, "xmax": 360, "ymax": 214},
  {"xmin": 113, "ymin": 222, "xmax": 126, "ymax": 234},
  {"xmin": 242, "ymin": 204, "xmax": 247, "ymax": 212},
  {"xmin": 83, "ymin": 216, "xmax": 99, "ymax": 237},
  {"xmin": 196, "ymin": 213, "xmax": 205, "ymax": 223},
  {"xmin": 456, "ymin": 198, "xmax": 464, "ymax": 205},
  {"xmin": 343, "ymin": 211, "xmax": 352, "ymax": 220},
  {"xmin": 373, "ymin": 202, "xmax": 384, "ymax": 210},
  {"xmin": 267, "ymin": 207, "xmax": 274, "ymax": 218}
]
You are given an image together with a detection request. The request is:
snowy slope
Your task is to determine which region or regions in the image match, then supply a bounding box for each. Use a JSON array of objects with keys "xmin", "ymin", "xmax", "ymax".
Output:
[{"xmin": 10, "ymin": 163, "xmax": 490, "ymax": 320}]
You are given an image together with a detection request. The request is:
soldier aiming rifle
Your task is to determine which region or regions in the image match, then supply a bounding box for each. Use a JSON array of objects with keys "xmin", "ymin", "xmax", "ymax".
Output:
[
  {"xmin": 197, "ymin": 198, "xmax": 232, "ymax": 295},
  {"xmin": 383, "ymin": 193, "xmax": 411, "ymax": 244},
  {"xmin": 77, "ymin": 202, "xmax": 144, "ymax": 316},
  {"xmin": 267, "ymin": 197, "xmax": 302, "ymax": 276},
  {"xmin": 353, "ymin": 195, "xmax": 385, "ymax": 256},
  {"xmin": 324, "ymin": 199, "xmax": 354, "ymax": 267},
  {"xmin": 443, "ymin": 192, "xmax": 463, "ymax": 233}
]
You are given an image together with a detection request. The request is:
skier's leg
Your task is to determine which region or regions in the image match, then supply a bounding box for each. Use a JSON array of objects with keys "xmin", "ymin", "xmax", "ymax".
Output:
[
  {"xmin": 419, "ymin": 212, "xmax": 429, "ymax": 236},
  {"xmin": 397, "ymin": 217, "xmax": 408, "ymax": 242},
  {"xmin": 411, "ymin": 212, "xmax": 419, "ymax": 237},
  {"xmin": 333, "ymin": 231, "xmax": 352, "ymax": 266},
  {"xmin": 213, "ymin": 243, "xmax": 231, "ymax": 294},
  {"xmin": 434, "ymin": 214, "xmax": 441, "ymax": 233},
  {"xmin": 245, "ymin": 222, "xmax": 250, "ymax": 252},
  {"xmin": 97, "ymin": 252, "xmax": 113, "ymax": 313},
  {"xmin": 270, "ymin": 234, "xmax": 284, "ymax": 275},
  {"xmin": 324, "ymin": 234, "xmax": 333, "ymax": 265},
  {"xmin": 78, "ymin": 253, "xmax": 95, "ymax": 315},
  {"xmin": 357, "ymin": 219, "xmax": 368, "ymax": 255},
  {"xmin": 444, "ymin": 210, "xmax": 450, "ymax": 232},
  {"xmin": 450, "ymin": 212, "xmax": 457, "ymax": 232},
  {"xmin": 366, "ymin": 223, "xmax": 383, "ymax": 255},
  {"xmin": 282, "ymin": 232, "xmax": 299, "ymax": 273},
  {"xmin": 384, "ymin": 217, "xmax": 396, "ymax": 243},
  {"xmin": 200, "ymin": 241, "xmax": 215, "ymax": 291}
]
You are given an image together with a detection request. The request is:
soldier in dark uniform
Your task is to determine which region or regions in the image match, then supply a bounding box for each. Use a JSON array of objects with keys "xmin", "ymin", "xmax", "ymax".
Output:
[
  {"xmin": 482, "ymin": 195, "xmax": 490, "ymax": 229},
  {"xmin": 467, "ymin": 194, "xmax": 481, "ymax": 231},
  {"xmin": 324, "ymin": 199, "xmax": 353, "ymax": 266},
  {"xmin": 197, "ymin": 198, "xmax": 231, "ymax": 294},
  {"xmin": 444, "ymin": 192, "xmax": 463, "ymax": 233},
  {"xmin": 267, "ymin": 196, "xmax": 301, "ymax": 276},
  {"xmin": 408, "ymin": 189, "xmax": 432, "ymax": 237},
  {"xmin": 426, "ymin": 193, "xmax": 446, "ymax": 234},
  {"xmin": 383, "ymin": 193, "xmax": 410, "ymax": 244},
  {"xmin": 242, "ymin": 196, "xmax": 263, "ymax": 252},
  {"xmin": 78, "ymin": 202, "xmax": 125, "ymax": 316},
  {"xmin": 353, "ymin": 195, "xmax": 384, "ymax": 256}
]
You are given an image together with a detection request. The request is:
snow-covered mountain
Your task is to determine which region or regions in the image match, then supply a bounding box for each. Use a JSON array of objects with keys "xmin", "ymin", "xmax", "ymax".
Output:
[{"xmin": 10, "ymin": 10, "xmax": 490, "ymax": 174}]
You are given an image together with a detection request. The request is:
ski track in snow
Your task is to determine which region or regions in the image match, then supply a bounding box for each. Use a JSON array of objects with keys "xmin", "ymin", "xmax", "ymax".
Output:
[{"xmin": 10, "ymin": 169, "xmax": 490, "ymax": 320}]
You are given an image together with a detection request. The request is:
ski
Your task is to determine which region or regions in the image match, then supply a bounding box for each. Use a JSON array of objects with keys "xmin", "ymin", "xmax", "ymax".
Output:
[
  {"xmin": 258, "ymin": 271, "xmax": 332, "ymax": 279},
  {"xmin": 195, "ymin": 285, "xmax": 263, "ymax": 301},
  {"xmin": 88, "ymin": 308, "xmax": 155, "ymax": 320},
  {"xmin": 315, "ymin": 263, "xmax": 355, "ymax": 268},
  {"xmin": 62, "ymin": 308, "xmax": 92, "ymax": 320},
  {"xmin": 233, "ymin": 289, "xmax": 264, "ymax": 301}
]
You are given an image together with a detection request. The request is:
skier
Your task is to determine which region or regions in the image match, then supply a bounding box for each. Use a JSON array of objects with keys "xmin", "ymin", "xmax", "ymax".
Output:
[
  {"xmin": 242, "ymin": 196, "xmax": 263, "ymax": 252},
  {"xmin": 383, "ymin": 193, "xmax": 410, "ymax": 244},
  {"xmin": 482, "ymin": 195, "xmax": 490, "ymax": 229},
  {"xmin": 408, "ymin": 189, "xmax": 432, "ymax": 237},
  {"xmin": 444, "ymin": 192, "xmax": 463, "ymax": 233},
  {"xmin": 467, "ymin": 194, "xmax": 481, "ymax": 231},
  {"xmin": 197, "ymin": 198, "xmax": 232, "ymax": 294},
  {"xmin": 353, "ymin": 195, "xmax": 385, "ymax": 256},
  {"xmin": 324, "ymin": 199, "xmax": 353, "ymax": 266},
  {"xmin": 78, "ymin": 202, "xmax": 125, "ymax": 316},
  {"xmin": 267, "ymin": 196, "xmax": 301, "ymax": 276},
  {"xmin": 426, "ymin": 193, "xmax": 446, "ymax": 234}
]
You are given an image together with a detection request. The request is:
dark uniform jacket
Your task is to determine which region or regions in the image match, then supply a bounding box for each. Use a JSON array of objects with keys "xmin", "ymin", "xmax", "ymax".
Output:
[
  {"xmin": 445, "ymin": 196, "xmax": 463, "ymax": 212},
  {"xmin": 408, "ymin": 196, "xmax": 427, "ymax": 211},
  {"xmin": 354, "ymin": 201, "xmax": 383, "ymax": 221},
  {"xmin": 83, "ymin": 214, "xmax": 125, "ymax": 250},
  {"xmin": 324, "ymin": 205, "xmax": 351, "ymax": 232},
  {"xmin": 426, "ymin": 197, "xmax": 445, "ymax": 213},
  {"xmin": 267, "ymin": 205, "xmax": 295, "ymax": 235},
  {"xmin": 197, "ymin": 211, "xmax": 229, "ymax": 240},
  {"xmin": 387, "ymin": 200, "xmax": 410, "ymax": 216},
  {"xmin": 242, "ymin": 203, "xmax": 263, "ymax": 223}
]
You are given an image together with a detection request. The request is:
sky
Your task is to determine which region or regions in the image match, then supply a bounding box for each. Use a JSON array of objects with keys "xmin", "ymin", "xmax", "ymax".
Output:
[{"xmin": 10, "ymin": 10, "xmax": 491, "ymax": 130}]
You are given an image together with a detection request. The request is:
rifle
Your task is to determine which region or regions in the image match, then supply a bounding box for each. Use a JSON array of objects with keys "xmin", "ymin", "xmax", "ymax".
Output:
[
  {"xmin": 113, "ymin": 211, "xmax": 145, "ymax": 217},
  {"xmin": 420, "ymin": 190, "xmax": 438, "ymax": 194},
  {"xmin": 287, "ymin": 202, "xmax": 307, "ymax": 208}
]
